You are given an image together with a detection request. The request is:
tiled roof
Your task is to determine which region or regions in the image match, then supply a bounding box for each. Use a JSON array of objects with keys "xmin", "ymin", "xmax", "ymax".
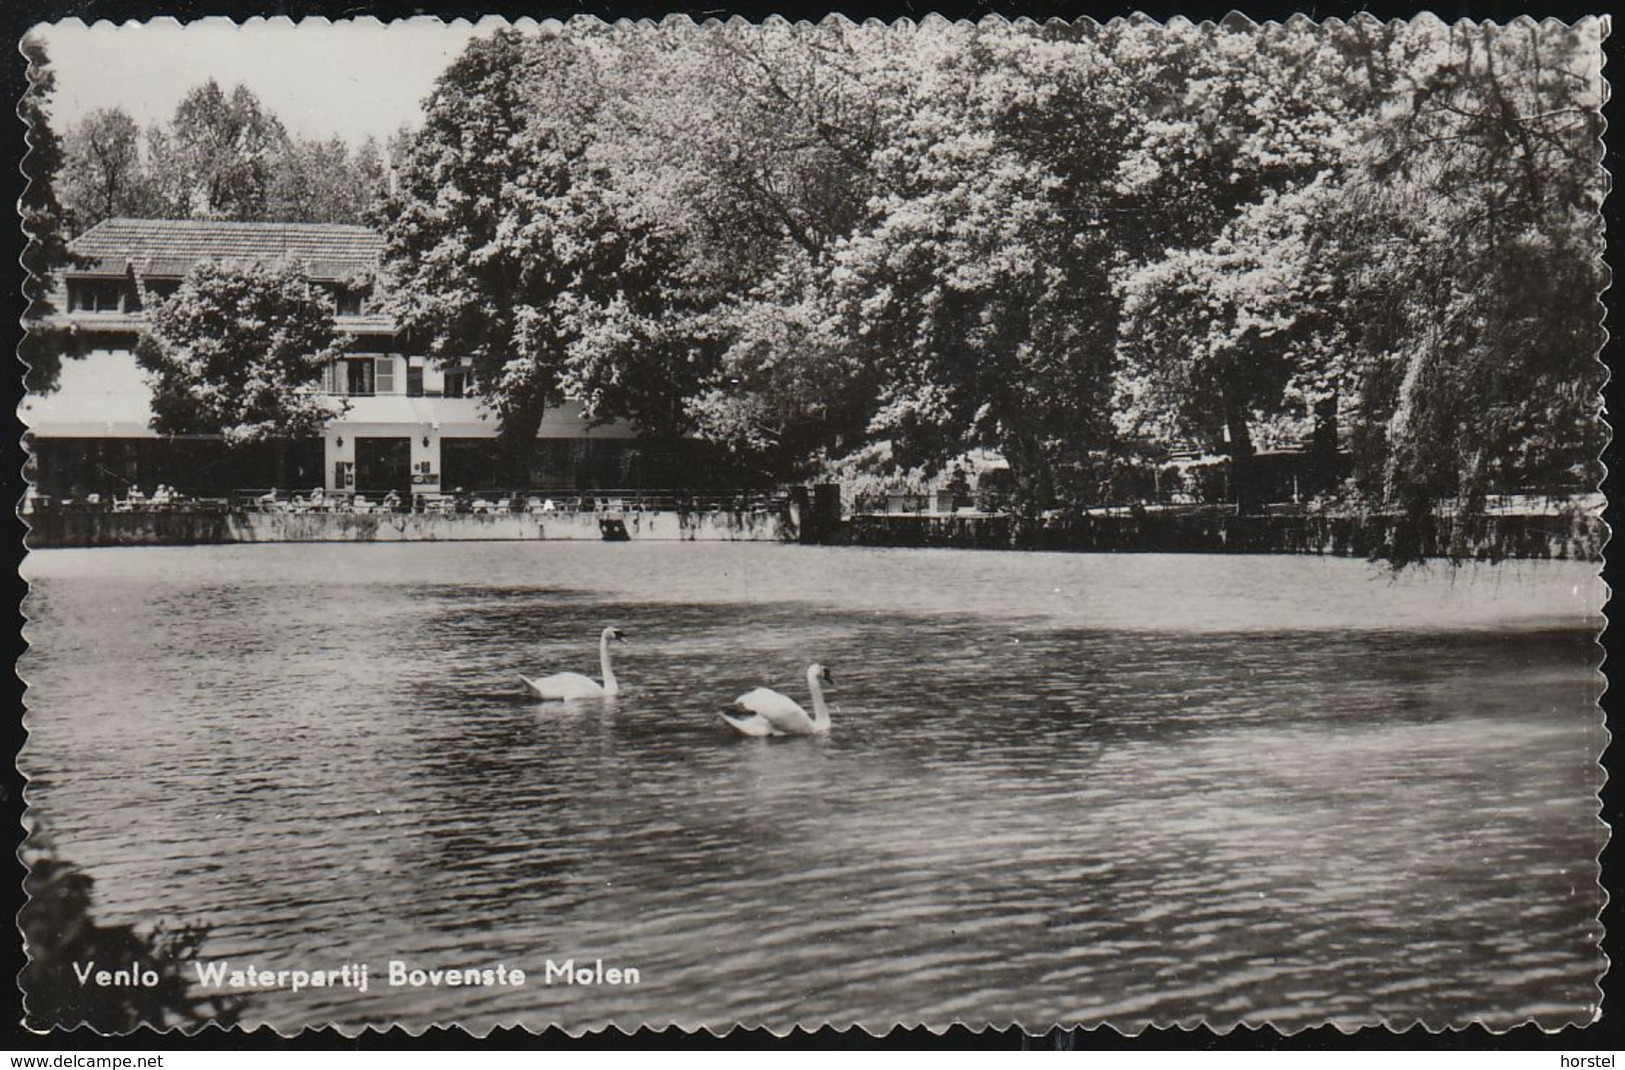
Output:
[{"xmin": 70, "ymin": 218, "xmax": 384, "ymax": 281}]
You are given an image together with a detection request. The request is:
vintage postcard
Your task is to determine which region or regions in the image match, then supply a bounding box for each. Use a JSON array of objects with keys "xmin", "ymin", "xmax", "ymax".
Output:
[{"xmin": 15, "ymin": 14, "xmax": 1608, "ymax": 1036}]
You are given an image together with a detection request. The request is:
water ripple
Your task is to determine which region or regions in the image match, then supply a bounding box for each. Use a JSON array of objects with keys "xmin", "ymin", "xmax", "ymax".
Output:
[{"xmin": 20, "ymin": 544, "xmax": 1604, "ymax": 1032}]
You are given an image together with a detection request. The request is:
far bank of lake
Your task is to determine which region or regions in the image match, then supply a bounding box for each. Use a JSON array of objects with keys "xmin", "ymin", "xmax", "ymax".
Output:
[{"xmin": 22, "ymin": 499, "xmax": 1605, "ymax": 562}]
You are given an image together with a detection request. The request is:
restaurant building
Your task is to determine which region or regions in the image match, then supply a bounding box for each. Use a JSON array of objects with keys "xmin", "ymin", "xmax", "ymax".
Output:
[{"xmin": 21, "ymin": 217, "xmax": 642, "ymax": 499}]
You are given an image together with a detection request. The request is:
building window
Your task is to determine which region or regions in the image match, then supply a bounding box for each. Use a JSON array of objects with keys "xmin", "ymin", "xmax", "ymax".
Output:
[
  {"xmin": 374, "ymin": 356, "xmax": 395, "ymax": 395},
  {"xmin": 442, "ymin": 369, "xmax": 468, "ymax": 399},
  {"xmin": 335, "ymin": 288, "xmax": 364, "ymax": 317},
  {"xmin": 441, "ymin": 438, "xmax": 502, "ymax": 490},
  {"xmin": 68, "ymin": 279, "xmax": 125, "ymax": 313},
  {"xmin": 406, "ymin": 365, "xmax": 424, "ymax": 398},
  {"xmin": 345, "ymin": 358, "xmax": 375, "ymax": 396}
]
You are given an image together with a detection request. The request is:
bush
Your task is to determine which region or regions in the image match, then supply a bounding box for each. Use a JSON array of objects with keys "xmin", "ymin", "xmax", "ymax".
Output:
[{"xmin": 20, "ymin": 835, "xmax": 244, "ymax": 1032}]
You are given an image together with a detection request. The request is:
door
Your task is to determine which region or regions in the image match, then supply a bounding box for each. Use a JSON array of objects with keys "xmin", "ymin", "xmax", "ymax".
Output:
[{"xmin": 355, "ymin": 438, "xmax": 412, "ymax": 497}]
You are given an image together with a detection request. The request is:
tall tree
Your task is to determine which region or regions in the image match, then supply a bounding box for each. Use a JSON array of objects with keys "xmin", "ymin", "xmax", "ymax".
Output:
[
  {"xmin": 377, "ymin": 30, "xmax": 553, "ymax": 484},
  {"xmin": 266, "ymin": 136, "xmax": 371, "ymax": 223},
  {"xmin": 61, "ymin": 107, "xmax": 152, "ymax": 231},
  {"xmin": 350, "ymin": 136, "xmax": 390, "ymax": 212},
  {"xmin": 380, "ymin": 28, "xmax": 700, "ymax": 483},
  {"xmin": 1115, "ymin": 178, "xmax": 1352, "ymax": 511},
  {"xmin": 19, "ymin": 36, "xmax": 81, "ymax": 395},
  {"xmin": 820, "ymin": 23, "xmax": 1130, "ymax": 513},
  {"xmin": 609, "ymin": 20, "xmax": 889, "ymax": 477},
  {"xmin": 151, "ymin": 80, "xmax": 289, "ymax": 219},
  {"xmin": 1108, "ymin": 18, "xmax": 1372, "ymax": 511},
  {"xmin": 135, "ymin": 261, "xmax": 349, "ymax": 483},
  {"xmin": 1333, "ymin": 17, "xmax": 1607, "ymax": 562}
]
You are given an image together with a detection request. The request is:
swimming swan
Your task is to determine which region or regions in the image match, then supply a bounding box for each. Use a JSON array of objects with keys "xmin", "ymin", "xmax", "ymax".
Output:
[
  {"xmin": 720, "ymin": 664, "xmax": 834, "ymax": 737},
  {"xmin": 520, "ymin": 627, "xmax": 626, "ymax": 700}
]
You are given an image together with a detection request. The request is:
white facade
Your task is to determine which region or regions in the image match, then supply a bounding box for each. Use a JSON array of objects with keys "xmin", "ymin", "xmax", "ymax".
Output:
[{"xmin": 23, "ymin": 219, "xmax": 638, "ymax": 497}]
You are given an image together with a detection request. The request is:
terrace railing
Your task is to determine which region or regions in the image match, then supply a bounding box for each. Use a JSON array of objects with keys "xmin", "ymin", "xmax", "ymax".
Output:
[{"xmin": 23, "ymin": 488, "xmax": 794, "ymax": 517}]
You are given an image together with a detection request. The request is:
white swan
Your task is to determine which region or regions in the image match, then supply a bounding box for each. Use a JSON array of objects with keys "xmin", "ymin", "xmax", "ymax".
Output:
[
  {"xmin": 720, "ymin": 664, "xmax": 834, "ymax": 737},
  {"xmin": 520, "ymin": 627, "xmax": 626, "ymax": 700}
]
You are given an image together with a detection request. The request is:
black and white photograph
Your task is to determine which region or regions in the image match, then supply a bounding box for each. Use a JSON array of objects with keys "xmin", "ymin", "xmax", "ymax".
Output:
[{"xmin": 14, "ymin": 14, "xmax": 1609, "ymax": 1036}]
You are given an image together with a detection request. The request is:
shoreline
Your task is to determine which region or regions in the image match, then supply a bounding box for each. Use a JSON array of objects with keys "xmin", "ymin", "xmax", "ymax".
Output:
[{"xmin": 19, "ymin": 504, "xmax": 1605, "ymax": 562}]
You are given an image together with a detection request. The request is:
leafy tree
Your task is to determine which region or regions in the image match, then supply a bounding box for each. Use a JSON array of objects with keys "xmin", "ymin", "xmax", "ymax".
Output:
[
  {"xmin": 821, "ymin": 23, "xmax": 1130, "ymax": 513},
  {"xmin": 1333, "ymin": 17, "xmax": 1607, "ymax": 562},
  {"xmin": 351, "ymin": 136, "xmax": 390, "ymax": 210},
  {"xmin": 135, "ymin": 260, "xmax": 349, "ymax": 482},
  {"xmin": 153, "ymin": 17, "xmax": 1600, "ymax": 559},
  {"xmin": 380, "ymin": 28, "xmax": 713, "ymax": 482},
  {"xmin": 266, "ymin": 136, "xmax": 383, "ymax": 223},
  {"xmin": 605, "ymin": 21, "xmax": 893, "ymax": 478},
  {"xmin": 19, "ymin": 36, "xmax": 81, "ymax": 395},
  {"xmin": 551, "ymin": 181, "xmax": 719, "ymax": 444},
  {"xmin": 1115, "ymin": 179, "xmax": 1352, "ymax": 511},
  {"xmin": 61, "ymin": 106, "xmax": 153, "ymax": 231},
  {"xmin": 686, "ymin": 251, "xmax": 875, "ymax": 480},
  {"xmin": 56, "ymin": 80, "xmax": 384, "ymax": 227},
  {"xmin": 21, "ymin": 833, "xmax": 244, "ymax": 1031},
  {"xmin": 376, "ymin": 29, "xmax": 556, "ymax": 484},
  {"xmin": 558, "ymin": 23, "xmax": 878, "ymax": 462},
  {"xmin": 147, "ymin": 80, "xmax": 289, "ymax": 218},
  {"xmin": 1108, "ymin": 18, "xmax": 1371, "ymax": 511}
]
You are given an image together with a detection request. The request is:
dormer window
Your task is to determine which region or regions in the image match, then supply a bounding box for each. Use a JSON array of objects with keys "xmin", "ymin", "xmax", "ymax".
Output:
[
  {"xmin": 335, "ymin": 287, "xmax": 365, "ymax": 317},
  {"xmin": 67, "ymin": 279, "xmax": 127, "ymax": 313}
]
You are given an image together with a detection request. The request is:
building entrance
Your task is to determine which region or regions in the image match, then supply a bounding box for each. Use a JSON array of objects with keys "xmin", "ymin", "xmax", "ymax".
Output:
[{"xmin": 355, "ymin": 437, "xmax": 412, "ymax": 497}]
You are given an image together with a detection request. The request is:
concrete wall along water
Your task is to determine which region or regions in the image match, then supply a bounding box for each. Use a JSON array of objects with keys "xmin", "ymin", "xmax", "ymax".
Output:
[
  {"xmin": 841, "ymin": 510, "xmax": 1605, "ymax": 561},
  {"xmin": 26, "ymin": 507, "xmax": 798, "ymax": 548}
]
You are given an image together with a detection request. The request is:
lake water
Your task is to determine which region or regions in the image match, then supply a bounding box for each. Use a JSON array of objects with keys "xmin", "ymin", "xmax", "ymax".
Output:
[{"xmin": 20, "ymin": 544, "xmax": 1606, "ymax": 1033}]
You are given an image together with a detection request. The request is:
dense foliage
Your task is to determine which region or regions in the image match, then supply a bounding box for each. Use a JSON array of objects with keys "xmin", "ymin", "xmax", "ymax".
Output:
[
  {"xmin": 37, "ymin": 19, "xmax": 1601, "ymax": 563},
  {"xmin": 21, "ymin": 834, "xmax": 244, "ymax": 1031},
  {"xmin": 60, "ymin": 79, "xmax": 389, "ymax": 230},
  {"xmin": 135, "ymin": 260, "xmax": 349, "ymax": 447},
  {"xmin": 375, "ymin": 16, "xmax": 1604, "ymax": 555},
  {"xmin": 20, "ymin": 38, "xmax": 81, "ymax": 394}
]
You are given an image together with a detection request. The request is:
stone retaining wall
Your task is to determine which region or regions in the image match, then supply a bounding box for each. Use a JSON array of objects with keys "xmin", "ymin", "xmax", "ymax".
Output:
[
  {"xmin": 841, "ymin": 510, "xmax": 1605, "ymax": 561},
  {"xmin": 26, "ymin": 505, "xmax": 1604, "ymax": 561},
  {"xmin": 25, "ymin": 507, "xmax": 797, "ymax": 548}
]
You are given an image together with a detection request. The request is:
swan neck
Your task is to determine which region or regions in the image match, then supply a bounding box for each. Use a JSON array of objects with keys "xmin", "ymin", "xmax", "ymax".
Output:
[
  {"xmin": 600, "ymin": 636, "xmax": 619, "ymax": 695},
  {"xmin": 807, "ymin": 668, "xmax": 830, "ymax": 728}
]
